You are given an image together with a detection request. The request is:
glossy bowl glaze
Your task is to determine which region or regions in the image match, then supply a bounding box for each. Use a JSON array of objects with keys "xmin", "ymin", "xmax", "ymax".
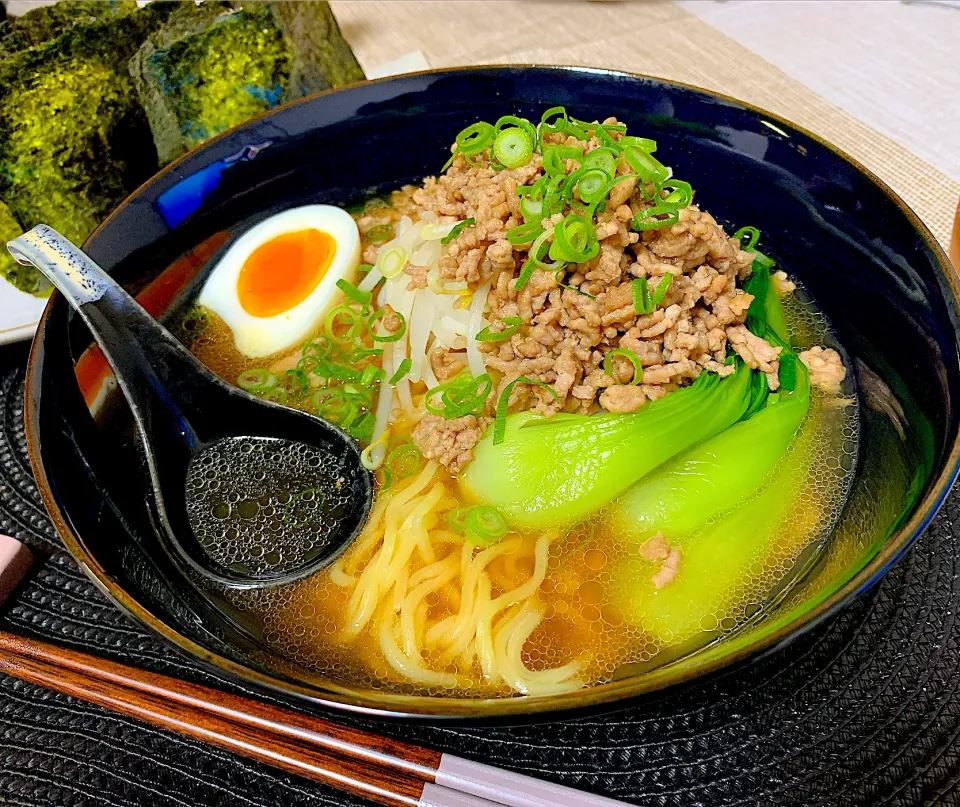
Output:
[{"xmin": 25, "ymin": 67, "xmax": 960, "ymax": 719}]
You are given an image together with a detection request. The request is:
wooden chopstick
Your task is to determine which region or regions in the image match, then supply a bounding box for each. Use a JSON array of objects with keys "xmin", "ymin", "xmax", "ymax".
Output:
[{"xmin": 0, "ymin": 631, "xmax": 632, "ymax": 807}]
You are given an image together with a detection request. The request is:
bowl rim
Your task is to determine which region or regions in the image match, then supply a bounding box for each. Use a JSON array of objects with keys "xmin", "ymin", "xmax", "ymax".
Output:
[{"xmin": 23, "ymin": 64, "xmax": 960, "ymax": 720}]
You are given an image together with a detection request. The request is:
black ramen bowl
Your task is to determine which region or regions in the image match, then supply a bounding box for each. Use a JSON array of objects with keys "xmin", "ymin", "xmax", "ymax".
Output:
[{"xmin": 24, "ymin": 66, "xmax": 960, "ymax": 719}]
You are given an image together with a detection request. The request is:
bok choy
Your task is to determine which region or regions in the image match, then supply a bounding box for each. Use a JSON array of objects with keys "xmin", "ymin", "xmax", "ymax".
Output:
[
  {"xmin": 609, "ymin": 349, "xmax": 809, "ymax": 542},
  {"xmin": 460, "ymin": 361, "xmax": 755, "ymax": 530},
  {"xmin": 612, "ymin": 422, "xmax": 812, "ymax": 644}
]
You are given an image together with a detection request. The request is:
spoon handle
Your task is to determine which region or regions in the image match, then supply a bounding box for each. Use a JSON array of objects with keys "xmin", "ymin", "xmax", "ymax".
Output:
[
  {"xmin": 7, "ymin": 225, "xmax": 203, "ymax": 445},
  {"xmin": 7, "ymin": 224, "xmax": 119, "ymax": 309}
]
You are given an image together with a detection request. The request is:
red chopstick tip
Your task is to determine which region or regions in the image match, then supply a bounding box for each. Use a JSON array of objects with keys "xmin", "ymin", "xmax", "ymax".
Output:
[{"xmin": 0, "ymin": 534, "xmax": 32, "ymax": 603}]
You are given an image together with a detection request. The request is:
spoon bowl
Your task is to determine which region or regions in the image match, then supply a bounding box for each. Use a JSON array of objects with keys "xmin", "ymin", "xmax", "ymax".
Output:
[{"xmin": 8, "ymin": 225, "xmax": 373, "ymax": 590}]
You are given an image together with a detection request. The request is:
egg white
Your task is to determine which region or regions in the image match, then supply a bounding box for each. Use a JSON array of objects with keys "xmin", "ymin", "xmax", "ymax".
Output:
[{"xmin": 198, "ymin": 205, "xmax": 360, "ymax": 358}]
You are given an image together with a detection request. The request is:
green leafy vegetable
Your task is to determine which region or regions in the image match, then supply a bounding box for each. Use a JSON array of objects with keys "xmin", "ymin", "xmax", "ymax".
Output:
[
  {"xmin": 609, "ymin": 348, "xmax": 809, "ymax": 542},
  {"xmin": 462, "ymin": 362, "xmax": 755, "ymax": 529},
  {"xmin": 612, "ymin": 401, "xmax": 814, "ymax": 644}
]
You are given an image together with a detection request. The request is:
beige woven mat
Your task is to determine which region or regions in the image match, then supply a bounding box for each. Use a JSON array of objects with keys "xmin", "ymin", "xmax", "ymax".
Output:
[{"xmin": 332, "ymin": 0, "xmax": 959, "ymax": 251}]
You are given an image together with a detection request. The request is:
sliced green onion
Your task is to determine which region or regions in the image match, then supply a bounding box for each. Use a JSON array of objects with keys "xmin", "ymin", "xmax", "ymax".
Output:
[
  {"xmin": 594, "ymin": 124, "xmax": 623, "ymax": 154},
  {"xmin": 514, "ymin": 228, "xmax": 562, "ymax": 292},
  {"xmin": 631, "ymin": 207, "xmax": 680, "ymax": 232},
  {"xmin": 603, "ymin": 348, "xmax": 644, "ymax": 385},
  {"xmin": 519, "ymin": 196, "xmax": 544, "ymax": 222},
  {"xmin": 441, "ymin": 218, "xmax": 475, "ymax": 245},
  {"xmin": 349, "ymin": 411, "xmax": 376, "ymax": 442},
  {"xmin": 495, "ymin": 115, "xmax": 538, "ymax": 144},
  {"xmin": 623, "ymin": 147, "xmax": 669, "ymax": 184},
  {"xmin": 506, "ymin": 221, "xmax": 544, "ymax": 246},
  {"xmin": 632, "ymin": 277, "xmax": 652, "ymax": 315},
  {"xmin": 733, "ymin": 226, "xmax": 761, "ymax": 250},
  {"xmin": 446, "ymin": 121, "xmax": 496, "ymax": 168},
  {"xmin": 283, "ymin": 368, "xmax": 310, "ymax": 396},
  {"xmin": 529, "ymin": 227, "xmax": 565, "ymax": 271},
  {"xmin": 376, "ymin": 245, "xmax": 407, "ymax": 278},
  {"xmin": 345, "ymin": 346, "xmax": 384, "ymax": 362},
  {"xmin": 336, "ymin": 278, "xmax": 372, "ymax": 305},
  {"xmin": 475, "ymin": 316, "xmax": 523, "ymax": 342},
  {"xmin": 571, "ymin": 117, "xmax": 626, "ymax": 133},
  {"xmin": 360, "ymin": 364, "xmax": 384, "ymax": 387},
  {"xmin": 365, "ymin": 224, "xmax": 394, "ymax": 244},
  {"xmin": 513, "ymin": 259, "xmax": 536, "ymax": 292},
  {"xmin": 581, "ymin": 147, "xmax": 618, "ymax": 175},
  {"xmin": 237, "ymin": 368, "xmax": 278, "ymax": 393},
  {"xmin": 302, "ymin": 336, "xmax": 333, "ymax": 360},
  {"xmin": 325, "ymin": 305, "xmax": 363, "ymax": 343},
  {"xmin": 389, "ymin": 358, "xmax": 412, "ymax": 385},
  {"xmin": 463, "ymin": 505, "xmax": 509, "ymax": 546},
  {"xmin": 658, "ymin": 179, "xmax": 693, "ymax": 211},
  {"xmin": 385, "ymin": 443, "xmax": 423, "ymax": 481},
  {"xmin": 549, "ymin": 214, "xmax": 599, "ymax": 263},
  {"xmin": 262, "ymin": 386, "xmax": 288, "ymax": 404},
  {"xmin": 542, "ymin": 146, "xmax": 568, "ymax": 177},
  {"xmin": 541, "ymin": 173, "xmax": 567, "ymax": 217},
  {"xmin": 425, "ymin": 372, "xmax": 493, "ymax": 419},
  {"xmin": 749, "ymin": 248, "xmax": 776, "ymax": 269},
  {"xmin": 539, "ymin": 106, "xmax": 589, "ymax": 144},
  {"xmin": 297, "ymin": 356, "xmax": 320, "ymax": 376},
  {"xmin": 493, "ymin": 127, "xmax": 534, "ymax": 169},
  {"xmin": 539, "ymin": 106, "xmax": 568, "ymax": 130},
  {"xmin": 576, "ymin": 168, "xmax": 610, "ymax": 205},
  {"xmin": 651, "ymin": 272, "xmax": 674, "ymax": 307},
  {"xmin": 555, "ymin": 270, "xmax": 596, "ymax": 298},
  {"xmin": 516, "ymin": 175, "xmax": 546, "ymax": 199},
  {"xmin": 366, "ymin": 309, "xmax": 407, "ymax": 343},
  {"xmin": 356, "ymin": 263, "xmax": 373, "ymax": 278},
  {"xmin": 492, "ymin": 376, "xmax": 560, "ymax": 445},
  {"xmin": 620, "ymin": 135, "xmax": 657, "ymax": 152}
]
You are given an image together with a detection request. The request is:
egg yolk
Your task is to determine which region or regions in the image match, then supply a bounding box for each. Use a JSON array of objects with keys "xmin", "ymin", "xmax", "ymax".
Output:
[{"xmin": 237, "ymin": 229, "xmax": 336, "ymax": 318}]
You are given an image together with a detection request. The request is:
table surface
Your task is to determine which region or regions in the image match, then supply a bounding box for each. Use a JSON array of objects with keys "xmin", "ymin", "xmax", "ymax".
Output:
[{"xmin": 676, "ymin": 0, "xmax": 960, "ymax": 185}]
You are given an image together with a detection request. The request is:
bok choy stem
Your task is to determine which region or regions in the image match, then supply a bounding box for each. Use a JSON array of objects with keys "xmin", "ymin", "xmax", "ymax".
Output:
[{"xmin": 460, "ymin": 362, "xmax": 754, "ymax": 530}]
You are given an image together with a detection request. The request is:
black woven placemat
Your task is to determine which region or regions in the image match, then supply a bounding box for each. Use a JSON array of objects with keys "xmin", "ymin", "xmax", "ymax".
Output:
[{"xmin": 2, "ymin": 343, "xmax": 959, "ymax": 807}]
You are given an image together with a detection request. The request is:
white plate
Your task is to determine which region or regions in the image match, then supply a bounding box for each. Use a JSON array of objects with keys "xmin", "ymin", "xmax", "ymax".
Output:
[{"xmin": 0, "ymin": 275, "xmax": 49, "ymax": 345}]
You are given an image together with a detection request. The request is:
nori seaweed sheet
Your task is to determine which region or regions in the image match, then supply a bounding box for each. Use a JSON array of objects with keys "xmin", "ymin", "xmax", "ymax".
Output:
[
  {"xmin": 0, "ymin": 3, "xmax": 173, "ymax": 244},
  {"xmin": 131, "ymin": 0, "xmax": 364, "ymax": 164},
  {"xmin": 0, "ymin": 0, "xmax": 364, "ymax": 296}
]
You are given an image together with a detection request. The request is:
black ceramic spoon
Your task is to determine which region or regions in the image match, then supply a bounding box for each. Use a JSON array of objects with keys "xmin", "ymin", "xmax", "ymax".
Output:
[{"xmin": 8, "ymin": 225, "xmax": 373, "ymax": 590}]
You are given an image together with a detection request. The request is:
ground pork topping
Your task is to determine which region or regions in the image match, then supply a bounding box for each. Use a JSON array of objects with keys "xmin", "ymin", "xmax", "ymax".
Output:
[
  {"xmin": 652, "ymin": 546, "xmax": 683, "ymax": 590},
  {"xmin": 412, "ymin": 414, "xmax": 488, "ymax": 475},
  {"xmin": 799, "ymin": 346, "xmax": 847, "ymax": 394},
  {"xmin": 640, "ymin": 532, "xmax": 670, "ymax": 561},
  {"xmin": 360, "ymin": 115, "xmax": 843, "ymax": 474},
  {"xmin": 726, "ymin": 325, "xmax": 782, "ymax": 391}
]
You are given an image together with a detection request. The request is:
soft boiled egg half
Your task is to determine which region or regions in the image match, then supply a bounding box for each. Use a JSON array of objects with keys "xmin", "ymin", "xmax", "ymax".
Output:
[{"xmin": 198, "ymin": 205, "xmax": 360, "ymax": 358}]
